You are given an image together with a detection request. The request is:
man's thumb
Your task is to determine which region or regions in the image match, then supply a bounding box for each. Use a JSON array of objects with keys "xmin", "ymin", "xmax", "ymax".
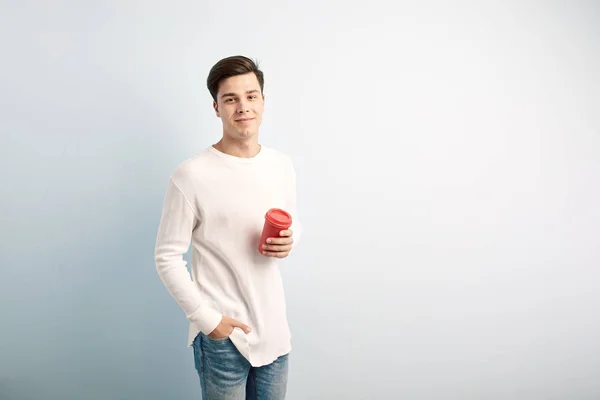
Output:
[{"xmin": 231, "ymin": 319, "xmax": 252, "ymax": 334}]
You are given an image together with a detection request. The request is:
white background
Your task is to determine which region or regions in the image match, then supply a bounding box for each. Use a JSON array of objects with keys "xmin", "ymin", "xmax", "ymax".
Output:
[{"xmin": 1, "ymin": 1, "xmax": 599, "ymax": 399}]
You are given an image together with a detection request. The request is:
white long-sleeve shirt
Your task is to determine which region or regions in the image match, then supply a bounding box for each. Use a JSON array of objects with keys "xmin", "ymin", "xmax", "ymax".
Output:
[{"xmin": 154, "ymin": 145, "xmax": 301, "ymax": 367}]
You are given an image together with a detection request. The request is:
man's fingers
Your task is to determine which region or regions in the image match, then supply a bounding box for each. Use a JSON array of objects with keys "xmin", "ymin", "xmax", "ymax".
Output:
[
  {"xmin": 228, "ymin": 317, "xmax": 252, "ymax": 334},
  {"xmin": 266, "ymin": 237, "xmax": 294, "ymax": 245},
  {"xmin": 262, "ymin": 231, "xmax": 293, "ymax": 257},
  {"xmin": 262, "ymin": 251, "xmax": 290, "ymax": 258},
  {"xmin": 262, "ymin": 244, "xmax": 292, "ymax": 252}
]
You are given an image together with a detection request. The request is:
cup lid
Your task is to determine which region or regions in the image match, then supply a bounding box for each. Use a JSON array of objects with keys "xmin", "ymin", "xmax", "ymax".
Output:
[{"xmin": 265, "ymin": 208, "xmax": 292, "ymax": 228}]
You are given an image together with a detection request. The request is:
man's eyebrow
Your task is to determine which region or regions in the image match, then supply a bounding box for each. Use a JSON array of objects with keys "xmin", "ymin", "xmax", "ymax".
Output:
[{"xmin": 221, "ymin": 90, "xmax": 260, "ymax": 98}]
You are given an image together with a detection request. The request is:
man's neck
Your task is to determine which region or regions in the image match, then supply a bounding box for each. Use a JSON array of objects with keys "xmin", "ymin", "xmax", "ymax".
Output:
[{"xmin": 213, "ymin": 137, "xmax": 261, "ymax": 159}]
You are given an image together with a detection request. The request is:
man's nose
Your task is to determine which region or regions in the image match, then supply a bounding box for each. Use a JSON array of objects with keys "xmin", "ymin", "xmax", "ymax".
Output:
[{"xmin": 236, "ymin": 99, "xmax": 249, "ymax": 113}]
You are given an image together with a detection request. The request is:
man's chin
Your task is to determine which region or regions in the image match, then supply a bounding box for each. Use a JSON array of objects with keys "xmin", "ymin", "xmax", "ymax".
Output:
[{"xmin": 236, "ymin": 130, "xmax": 257, "ymax": 138}]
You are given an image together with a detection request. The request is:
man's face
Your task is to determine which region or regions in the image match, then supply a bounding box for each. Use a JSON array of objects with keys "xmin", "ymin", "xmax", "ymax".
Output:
[{"xmin": 214, "ymin": 72, "xmax": 265, "ymax": 141}]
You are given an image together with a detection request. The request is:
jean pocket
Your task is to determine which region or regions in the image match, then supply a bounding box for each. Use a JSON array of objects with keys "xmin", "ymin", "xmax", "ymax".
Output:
[
  {"xmin": 204, "ymin": 327, "xmax": 234, "ymax": 343},
  {"xmin": 205, "ymin": 335, "xmax": 230, "ymax": 343}
]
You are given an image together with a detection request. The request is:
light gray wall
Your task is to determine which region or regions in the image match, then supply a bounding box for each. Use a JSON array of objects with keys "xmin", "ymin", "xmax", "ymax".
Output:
[{"xmin": 1, "ymin": 1, "xmax": 599, "ymax": 399}]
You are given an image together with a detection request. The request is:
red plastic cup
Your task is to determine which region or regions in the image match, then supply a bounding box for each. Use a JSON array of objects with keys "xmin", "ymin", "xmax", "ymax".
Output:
[{"xmin": 258, "ymin": 208, "xmax": 292, "ymax": 254}]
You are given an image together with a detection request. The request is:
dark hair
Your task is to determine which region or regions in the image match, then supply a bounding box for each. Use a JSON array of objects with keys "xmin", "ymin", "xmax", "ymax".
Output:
[{"xmin": 207, "ymin": 55, "xmax": 264, "ymax": 102}]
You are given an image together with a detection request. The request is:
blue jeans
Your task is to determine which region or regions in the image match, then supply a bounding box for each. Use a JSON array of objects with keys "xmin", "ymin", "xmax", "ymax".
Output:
[{"xmin": 192, "ymin": 333, "xmax": 289, "ymax": 400}]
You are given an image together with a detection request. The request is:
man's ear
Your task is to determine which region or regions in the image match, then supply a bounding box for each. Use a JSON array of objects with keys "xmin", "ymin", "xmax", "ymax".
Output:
[{"xmin": 213, "ymin": 100, "xmax": 220, "ymax": 117}]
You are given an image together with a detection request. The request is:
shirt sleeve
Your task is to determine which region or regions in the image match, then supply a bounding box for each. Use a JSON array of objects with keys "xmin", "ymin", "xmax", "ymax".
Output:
[{"xmin": 154, "ymin": 177, "xmax": 223, "ymax": 335}]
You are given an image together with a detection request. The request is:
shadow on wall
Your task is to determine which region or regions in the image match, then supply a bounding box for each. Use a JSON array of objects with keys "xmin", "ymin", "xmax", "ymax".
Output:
[
  {"xmin": 0, "ymin": 378, "xmax": 44, "ymax": 400},
  {"xmin": 1, "ymin": 92, "xmax": 204, "ymax": 399}
]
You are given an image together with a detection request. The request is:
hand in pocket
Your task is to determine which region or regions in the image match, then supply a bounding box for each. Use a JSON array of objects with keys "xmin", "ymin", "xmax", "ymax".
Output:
[{"xmin": 207, "ymin": 315, "xmax": 252, "ymax": 339}]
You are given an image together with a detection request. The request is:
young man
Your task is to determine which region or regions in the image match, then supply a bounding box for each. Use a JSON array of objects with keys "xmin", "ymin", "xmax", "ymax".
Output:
[{"xmin": 154, "ymin": 55, "xmax": 301, "ymax": 399}]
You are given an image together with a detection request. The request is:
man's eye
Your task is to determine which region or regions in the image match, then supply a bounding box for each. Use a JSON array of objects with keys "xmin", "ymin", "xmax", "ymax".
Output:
[{"xmin": 225, "ymin": 98, "xmax": 234, "ymax": 103}]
